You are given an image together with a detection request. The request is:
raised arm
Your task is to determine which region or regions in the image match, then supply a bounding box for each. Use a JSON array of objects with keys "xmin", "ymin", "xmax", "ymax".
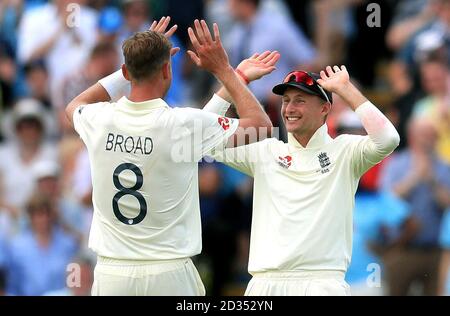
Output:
[
  {"xmin": 317, "ymin": 65, "xmax": 400, "ymax": 157},
  {"xmin": 187, "ymin": 20, "xmax": 272, "ymax": 146}
]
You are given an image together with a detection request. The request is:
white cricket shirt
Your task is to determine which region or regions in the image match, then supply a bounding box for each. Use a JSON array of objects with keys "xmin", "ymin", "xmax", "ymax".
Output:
[
  {"xmin": 73, "ymin": 97, "xmax": 238, "ymax": 260},
  {"xmin": 214, "ymin": 101, "xmax": 400, "ymax": 273}
]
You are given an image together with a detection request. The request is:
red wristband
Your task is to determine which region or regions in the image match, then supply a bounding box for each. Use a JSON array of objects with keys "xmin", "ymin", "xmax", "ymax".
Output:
[{"xmin": 235, "ymin": 69, "xmax": 250, "ymax": 85}]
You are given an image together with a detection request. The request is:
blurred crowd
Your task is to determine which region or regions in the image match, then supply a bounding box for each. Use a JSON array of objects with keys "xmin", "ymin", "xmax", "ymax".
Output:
[{"xmin": 0, "ymin": 0, "xmax": 449, "ymax": 296}]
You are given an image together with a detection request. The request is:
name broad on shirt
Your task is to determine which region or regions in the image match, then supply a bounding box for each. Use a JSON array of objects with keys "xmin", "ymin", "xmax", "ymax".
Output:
[{"xmin": 105, "ymin": 133, "xmax": 153, "ymax": 155}]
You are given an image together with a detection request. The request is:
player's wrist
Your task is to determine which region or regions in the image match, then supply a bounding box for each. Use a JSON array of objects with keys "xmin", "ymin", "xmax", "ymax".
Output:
[
  {"xmin": 98, "ymin": 69, "xmax": 130, "ymax": 101},
  {"xmin": 333, "ymin": 81, "xmax": 354, "ymax": 96},
  {"xmin": 214, "ymin": 65, "xmax": 236, "ymax": 82},
  {"xmin": 235, "ymin": 68, "xmax": 250, "ymax": 85}
]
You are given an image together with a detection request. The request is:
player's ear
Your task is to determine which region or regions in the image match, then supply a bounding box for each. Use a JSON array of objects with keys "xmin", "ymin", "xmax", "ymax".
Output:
[
  {"xmin": 162, "ymin": 62, "xmax": 170, "ymax": 80},
  {"xmin": 321, "ymin": 101, "xmax": 331, "ymax": 116},
  {"xmin": 122, "ymin": 64, "xmax": 131, "ymax": 81},
  {"xmin": 321, "ymin": 101, "xmax": 331, "ymax": 122}
]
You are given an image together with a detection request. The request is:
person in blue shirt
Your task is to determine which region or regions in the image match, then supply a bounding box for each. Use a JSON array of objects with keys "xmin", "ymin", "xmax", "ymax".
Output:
[
  {"xmin": 6, "ymin": 191, "xmax": 78, "ymax": 296},
  {"xmin": 380, "ymin": 117, "xmax": 450, "ymax": 295}
]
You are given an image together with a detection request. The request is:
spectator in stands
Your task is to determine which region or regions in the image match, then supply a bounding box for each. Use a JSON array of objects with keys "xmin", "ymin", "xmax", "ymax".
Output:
[
  {"xmin": 386, "ymin": 0, "xmax": 436, "ymax": 52},
  {"xmin": 17, "ymin": 0, "xmax": 98, "ymax": 104},
  {"xmin": 380, "ymin": 117, "xmax": 450, "ymax": 295},
  {"xmin": 397, "ymin": 0, "xmax": 450, "ymax": 84},
  {"xmin": 413, "ymin": 54, "xmax": 450, "ymax": 164},
  {"xmin": 0, "ymin": 99, "xmax": 57, "ymax": 223},
  {"xmin": 56, "ymin": 41, "xmax": 118, "ymax": 132},
  {"xmin": 33, "ymin": 160, "xmax": 88, "ymax": 245},
  {"xmin": 116, "ymin": 0, "xmax": 150, "ymax": 55},
  {"xmin": 7, "ymin": 191, "xmax": 78, "ymax": 295},
  {"xmin": 116, "ymin": 1, "xmax": 186, "ymax": 106}
]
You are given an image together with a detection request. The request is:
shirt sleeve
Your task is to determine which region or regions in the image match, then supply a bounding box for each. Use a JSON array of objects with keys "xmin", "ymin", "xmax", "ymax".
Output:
[
  {"xmin": 202, "ymin": 94, "xmax": 232, "ymax": 116},
  {"xmin": 349, "ymin": 101, "xmax": 400, "ymax": 178},
  {"xmin": 175, "ymin": 107, "xmax": 239, "ymax": 159},
  {"xmin": 210, "ymin": 139, "xmax": 268, "ymax": 177},
  {"xmin": 72, "ymin": 102, "xmax": 106, "ymax": 144}
]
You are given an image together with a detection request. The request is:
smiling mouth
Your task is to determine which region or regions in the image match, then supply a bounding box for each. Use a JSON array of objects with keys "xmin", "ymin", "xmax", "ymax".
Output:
[{"xmin": 286, "ymin": 116, "xmax": 301, "ymax": 122}]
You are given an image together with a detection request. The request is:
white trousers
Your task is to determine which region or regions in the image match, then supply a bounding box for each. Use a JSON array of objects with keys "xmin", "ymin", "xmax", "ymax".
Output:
[
  {"xmin": 91, "ymin": 256, "xmax": 205, "ymax": 296},
  {"xmin": 245, "ymin": 271, "xmax": 351, "ymax": 296}
]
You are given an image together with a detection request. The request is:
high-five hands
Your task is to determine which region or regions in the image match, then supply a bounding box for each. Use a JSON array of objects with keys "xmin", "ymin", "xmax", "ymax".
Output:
[
  {"xmin": 187, "ymin": 20, "xmax": 231, "ymax": 75},
  {"xmin": 149, "ymin": 16, "xmax": 180, "ymax": 56},
  {"xmin": 236, "ymin": 51, "xmax": 280, "ymax": 82}
]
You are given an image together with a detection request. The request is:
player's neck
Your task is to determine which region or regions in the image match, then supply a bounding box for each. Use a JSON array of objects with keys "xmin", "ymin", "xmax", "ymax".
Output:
[
  {"xmin": 293, "ymin": 127, "xmax": 320, "ymax": 148},
  {"xmin": 128, "ymin": 81, "xmax": 165, "ymax": 103}
]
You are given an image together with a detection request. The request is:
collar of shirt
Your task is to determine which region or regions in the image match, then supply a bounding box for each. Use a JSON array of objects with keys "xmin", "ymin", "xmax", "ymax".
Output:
[
  {"xmin": 287, "ymin": 124, "xmax": 332, "ymax": 150},
  {"xmin": 118, "ymin": 96, "xmax": 170, "ymax": 111}
]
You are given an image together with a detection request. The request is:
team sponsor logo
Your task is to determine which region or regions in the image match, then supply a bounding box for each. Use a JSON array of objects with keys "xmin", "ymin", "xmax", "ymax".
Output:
[
  {"xmin": 277, "ymin": 155, "xmax": 292, "ymax": 169},
  {"xmin": 218, "ymin": 117, "xmax": 231, "ymax": 131},
  {"xmin": 318, "ymin": 152, "xmax": 331, "ymax": 174}
]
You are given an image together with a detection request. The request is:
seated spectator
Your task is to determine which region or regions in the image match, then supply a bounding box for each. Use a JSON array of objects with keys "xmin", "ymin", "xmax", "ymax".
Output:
[{"xmin": 7, "ymin": 191, "xmax": 78, "ymax": 296}]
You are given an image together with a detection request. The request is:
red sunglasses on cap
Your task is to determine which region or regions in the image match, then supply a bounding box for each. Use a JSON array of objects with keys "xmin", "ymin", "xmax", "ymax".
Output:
[{"xmin": 283, "ymin": 71, "xmax": 331, "ymax": 104}]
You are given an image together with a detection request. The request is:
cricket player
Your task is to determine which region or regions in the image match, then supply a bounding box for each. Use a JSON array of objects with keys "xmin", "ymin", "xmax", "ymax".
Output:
[
  {"xmin": 205, "ymin": 66, "xmax": 400, "ymax": 295},
  {"xmin": 65, "ymin": 18, "xmax": 275, "ymax": 296}
]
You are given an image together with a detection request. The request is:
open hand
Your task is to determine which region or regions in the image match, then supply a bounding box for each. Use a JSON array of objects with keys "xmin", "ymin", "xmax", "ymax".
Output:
[
  {"xmin": 187, "ymin": 20, "xmax": 231, "ymax": 75},
  {"xmin": 317, "ymin": 65, "xmax": 350, "ymax": 94},
  {"xmin": 236, "ymin": 51, "xmax": 280, "ymax": 82},
  {"xmin": 149, "ymin": 16, "xmax": 180, "ymax": 56}
]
